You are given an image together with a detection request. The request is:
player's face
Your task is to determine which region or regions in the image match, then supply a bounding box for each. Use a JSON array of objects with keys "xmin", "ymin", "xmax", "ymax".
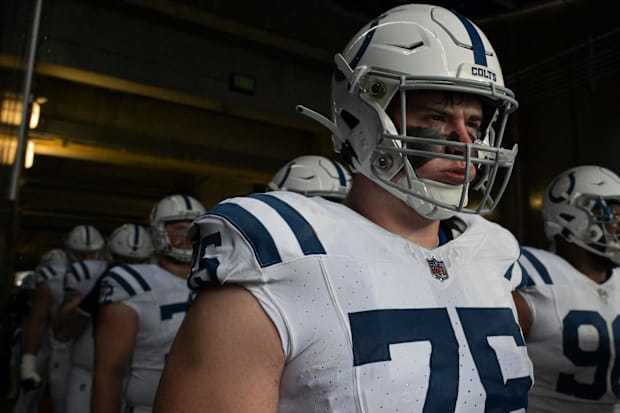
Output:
[
  {"xmin": 388, "ymin": 90, "xmax": 483, "ymax": 185},
  {"xmin": 603, "ymin": 202, "xmax": 620, "ymax": 235},
  {"xmin": 165, "ymin": 221, "xmax": 192, "ymax": 250}
]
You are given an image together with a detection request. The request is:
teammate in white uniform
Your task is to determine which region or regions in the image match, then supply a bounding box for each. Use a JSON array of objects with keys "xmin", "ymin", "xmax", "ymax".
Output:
[
  {"xmin": 513, "ymin": 166, "xmax": 620, "ymax": 412},
  {"xmin": 267, "ymin": 155, "xmax": 352, "ymax": 201},
  {"xmin": 54, "ymin": 224, "xmax": 154, "ymax": 413},
  {"xmin": 92, "ymin": 195, "xmax": 205, "ymax": 413},
  {"xmin": 12, "ymin": 248, "xmax": 67, "ymax": 413},
  {"xmin": 155, "ymin": 4, "xmax": 533, "ymax": 413},
  {"xmin": 19, "ymin": 224, "xmax": 103, "ymax": 413}
]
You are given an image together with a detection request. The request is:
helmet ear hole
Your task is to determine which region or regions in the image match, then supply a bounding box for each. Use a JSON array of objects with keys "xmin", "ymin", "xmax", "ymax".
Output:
[
  {"xmin": 340, "ymin": 110, "xmax": 360, "ymax": 130},
  {"xmin": 587, "ymin": 225, "xmax": 604, "ymax": 242}
]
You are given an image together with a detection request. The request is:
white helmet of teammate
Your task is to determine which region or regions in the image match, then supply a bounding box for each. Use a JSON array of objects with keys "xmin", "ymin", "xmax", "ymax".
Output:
[
  {"xmin": 267, "ymin": 155, "xmax": 352, "ymax": 201},
  {"xmin": 65, "ymin": 225, "xmax": 104, "ymax": 260},
  {"xmin": 297, "ymin": 4, "xmax": 518, "ymax": 219},
  {"xmin": 40, "ymin": 248, "xmax": 68, "ymax": 269},
  {"xmin": 107, "ymin": 224, "xmax": 154, "ymax": 262},
  {"xmin": 543, "ymin": 165, "xmax": 620, "ymax": 264},
  {"xmin": 150, "ymin": 194, "xmax": 206, "ymax": 262}
]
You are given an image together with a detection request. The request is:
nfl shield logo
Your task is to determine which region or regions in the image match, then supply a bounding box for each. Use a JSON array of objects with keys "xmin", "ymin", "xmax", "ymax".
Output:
[{"xmin": 427, "ymin": 257, "xmax": 449, "ymax": 282}]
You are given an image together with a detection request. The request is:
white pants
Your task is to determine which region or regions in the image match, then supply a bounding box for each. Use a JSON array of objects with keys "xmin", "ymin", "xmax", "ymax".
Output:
[
  {"xmin": 48, "ymin": 337, "xmax": 71, "ymax": 413},
  {"xmin": 66, "ymin": 365, "xmax": 92, "ymax": 413}
]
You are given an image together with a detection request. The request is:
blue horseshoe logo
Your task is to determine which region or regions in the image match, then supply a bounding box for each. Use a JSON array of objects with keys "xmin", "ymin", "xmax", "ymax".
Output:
[{"xmin": 548, "ymin": 171, "xmax": 576, "ymax": 203}]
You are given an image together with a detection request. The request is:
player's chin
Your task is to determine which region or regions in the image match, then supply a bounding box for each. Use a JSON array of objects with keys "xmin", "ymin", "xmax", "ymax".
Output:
[{"xmin": 432, "ymin": 168, "xmax": 477, "ymax": 185}]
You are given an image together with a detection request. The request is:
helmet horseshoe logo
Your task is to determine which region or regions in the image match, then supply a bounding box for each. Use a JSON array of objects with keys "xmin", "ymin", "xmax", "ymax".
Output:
[{"xmin": 548, "ymin": 171, "xmax": 576, "ymax": 203}]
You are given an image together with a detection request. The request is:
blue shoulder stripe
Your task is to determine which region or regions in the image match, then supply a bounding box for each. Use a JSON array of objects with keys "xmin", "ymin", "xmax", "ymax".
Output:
[
  {"xmin": 506, "ymin": 262, "xmax": 532, "ymax": 290},
  {"xmin": 250, "ymin": 194, "xmax": 326, "ymax": 256},
  {"xmin": 209, "ymin": 203, "xmax": 282, "ymax": 267},
  {"xmin": 520, "ymin": 249, "xmax": 553, "ymax": 285},
  {"xmin": 118, "ymin": 264, "xmax": 151, "ymax": 292},
  {"xmin": 503, "ymin": 262, "xmax": 514, "ymax": 281},
  {"xmin": 106, "ymin": 271, "xmax": 136, "ymax": 297},
  {"xmin": 69, "ymin": 264, "xmax": 81, "ymax": 282},
  {"xmin": 77, "ymin": 261, "xmax": 91, "ymax": 280},
  {"xmin": 39, "ymin": 265, "xmax": 54, "ymax": 280}
]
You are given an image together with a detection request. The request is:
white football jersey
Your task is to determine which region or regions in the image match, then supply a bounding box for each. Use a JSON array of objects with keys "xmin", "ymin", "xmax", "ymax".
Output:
[
  {"xmin": 64, "ymin": 259, "xmax": 108, "ymax": 370},
  {"xmin": 34, "ymin": 261, "xmax": 71, "ymax": 413},
  {"xmin": 35, "ymin": 260, "xmax": 68, "ymax": 316},
  {"xmin": 188, "ymin": 191, "xmax": 533, "ymax": 413},
  {"xmin": 518, "ymin": 247, "xmax": 620, "ymax": 412},
  {"xmin": 99, "ymin": 263, "xmax": 191, "ymax": 410}
]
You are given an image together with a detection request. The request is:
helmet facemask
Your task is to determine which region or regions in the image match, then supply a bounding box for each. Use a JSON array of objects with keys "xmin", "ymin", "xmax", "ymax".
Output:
[
  {"xmin": 335, "ymin": 68, "xmax": 518, "ymax": 219},
  {"xmin": 569, "ymin": 195, "xmax": 620, "ymax": 264}
]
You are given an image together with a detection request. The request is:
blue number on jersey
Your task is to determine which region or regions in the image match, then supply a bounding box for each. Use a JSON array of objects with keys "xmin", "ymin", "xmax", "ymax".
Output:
[
  {"xmin": 349, "ymin": 307, "xmax": 530, "ymax": 412},
  {"xmin": 160, "ymin": 302, "xmax": 189, "ymax": 320},
  {"xmin": 191, "ymin": 232, "xmax": 221, "ymax": 282},
  {"xmin": 458, "ymin": 308, "xmax": 532, "ymax": 412},
  {"xmin": 557, "ymin": 310, "xmax": 615, "ymax": 399}
]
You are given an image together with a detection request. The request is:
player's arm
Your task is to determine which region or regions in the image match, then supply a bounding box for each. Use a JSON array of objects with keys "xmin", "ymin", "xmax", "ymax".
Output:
[
  {"xmin": 23, "ymin": 283, "xmax": 51, "ymax": 354},
  {"xmin": 512, "ymin": 291, "xmax": 533, "ymax": 338},
  {"xmin": 92, "ymin": 301, "xmax": 138, "ymax": 413},
  {"xmin": 52, "ymin": 287, "xmax": 87, "ymax": 342},
  {"xmin": 20, "ymin": 282, "xmax": 52, "ymax": 389},
  {"xmin": 153, "ymin": 284, "xmax": 285, "ymax": 413}
]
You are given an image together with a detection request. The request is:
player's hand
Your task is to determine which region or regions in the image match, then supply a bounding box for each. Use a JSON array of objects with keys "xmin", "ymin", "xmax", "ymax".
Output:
[{"xmin": 20, "ymin": 353, "xmax": 42, "ymax": 391}]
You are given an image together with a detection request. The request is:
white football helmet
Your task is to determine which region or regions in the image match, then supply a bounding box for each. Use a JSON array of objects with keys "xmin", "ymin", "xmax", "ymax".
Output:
[
  {"xmin": 267, "ymin": 155, "xmax": 352, "ymax": 201},
  {"xmin": 150, "ymin": 194, "xmax": 206, "ymax": 262},
  {"xmin": 40, "ymin": 248, "xmax": 68, "ymax": 269},
  {"xmin": 107, "ymin": 224, "xmax": 154, "ymax": 262},
  {"xmin": 543, "ymin": 165, "xmax": 620, "ymax": 264},
  {"xmin": 65, "ymin": 225, "xmax": 104, "ymax": 260},
  {"xmin": 297, "ymin": 4, "xmax": 518, "ymax": 219}
]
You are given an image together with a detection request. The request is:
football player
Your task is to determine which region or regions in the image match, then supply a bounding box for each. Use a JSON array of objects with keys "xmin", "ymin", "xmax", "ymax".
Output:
[
  {"xmin": 155, "ymin": 4, "xmax": 533, "ymax": 412},
  {"xmin": 267, "ymin": 155, "xmax": 352, "ymax": 201},
  {"xmin": 92, "ymin": 195, "xmax": 205, "ymax": 413},
  {"xmin": 513, "ymin": 165, "xmax": 620, "ymax": 412},
  {"xmin": 19, "ymin": 225, "xmax": 104, "ymax": 413},
  {"xmin": 12, "ymin": 249, "xmax": 66, "ymax": 413},
  {"xmin": 53, "ymin": 224, "xmax": 154, "ymax": 413}
]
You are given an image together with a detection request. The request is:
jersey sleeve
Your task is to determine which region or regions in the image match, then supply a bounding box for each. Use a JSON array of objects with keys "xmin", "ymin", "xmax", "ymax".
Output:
[
  {"xmin": 64, "ymin": 262, "xmax": 81, "ymax": 292},
  {"xmin": 514, "ymin": 247, "xmax": 557, "ymax": 328},
  {"xmin": 474, "ymin": 218, "xmax": 524, "ymax": 291},
  {"xmin": 99, "ymin": 264, "xmax": 152, "ymax": 317},
  {"xmin": 34, "ymin": 264, "xmax": 60, "ymax": 285},
  {"xmin": 187, "ymin": 193, "xmax": 328, "ymax": 359},
  {"xmin": 187, "ymin": 202, "xmax": 266, "ymax": 289}
]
